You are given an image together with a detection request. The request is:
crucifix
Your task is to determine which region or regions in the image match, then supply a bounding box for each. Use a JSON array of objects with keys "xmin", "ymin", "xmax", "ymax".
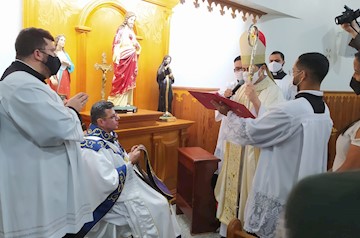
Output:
[{"xmin": 94, "ymin": 52, "xmax": 112, "ymax": 100}]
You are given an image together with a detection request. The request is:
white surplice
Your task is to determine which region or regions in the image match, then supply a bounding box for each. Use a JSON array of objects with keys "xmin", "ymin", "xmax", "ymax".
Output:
[
  {"xmin": 214, "ymin": 77, "xmax": 239, "ymax": 171},
  {"xmin": 214, "ymin": 77, "xmax": 284, "ymax": 171},
  {"xmin": 81, "ymin": 130, "xmax": 181, "ymax": 238},
  {"xmin": 214, "ymin": 77, "xmax": 284, "ymax": 236},
  {"xmin": 224, "ymin": 90, "xmax": 333, "ymax": 238},
  {"xmin": 0, "ymin": 65, "xmax": 93, "ymax": 238},
  {"xmin": 274, "ymin": 74, "xmax": 297, "ymax": 101}
]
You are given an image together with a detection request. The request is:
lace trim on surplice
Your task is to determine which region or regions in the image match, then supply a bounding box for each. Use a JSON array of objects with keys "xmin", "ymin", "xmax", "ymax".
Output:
[
  {"xmin": 244, "ymin": 192, "xmax": 285, "ymax": 238},
  {"xmin": 238, "ymin": 121, "xmax": 249, "ymax": 140}
]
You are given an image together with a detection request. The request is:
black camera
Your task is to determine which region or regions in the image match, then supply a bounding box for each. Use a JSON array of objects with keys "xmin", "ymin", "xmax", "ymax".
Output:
[{"xmin": 335, "ymin": 5, "xmax": 360, "ymax": 25}]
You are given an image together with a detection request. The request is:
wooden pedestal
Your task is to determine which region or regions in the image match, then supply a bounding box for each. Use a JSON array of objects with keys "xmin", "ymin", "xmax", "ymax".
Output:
[{"xmin": 176, "ymin": 147, "xmax": 220, "ymax": 234}]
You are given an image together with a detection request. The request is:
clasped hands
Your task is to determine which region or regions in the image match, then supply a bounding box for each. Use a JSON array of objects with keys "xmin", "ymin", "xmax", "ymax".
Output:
[
  {"xmin": 129, "ymin": 144, "xmax": 145, "ymax": 164},
  {"xmin": 64, "ymin": 92, "xmax": 89, "ymax": 112}
]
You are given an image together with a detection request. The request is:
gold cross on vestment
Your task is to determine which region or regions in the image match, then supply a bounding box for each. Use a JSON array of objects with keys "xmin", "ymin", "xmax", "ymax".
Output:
[{"xmin": 94, "ymin": 52, "xmax": 112, "ymax": 100}]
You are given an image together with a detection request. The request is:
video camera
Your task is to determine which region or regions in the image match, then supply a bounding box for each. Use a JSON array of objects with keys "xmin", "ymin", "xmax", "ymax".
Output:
[{"xmin": 335, "ymin": 5, "xmax": 360, "ymax": 25}]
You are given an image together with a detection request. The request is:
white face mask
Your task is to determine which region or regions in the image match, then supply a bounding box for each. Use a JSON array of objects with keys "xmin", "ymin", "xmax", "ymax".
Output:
[
  {"xmin": 251, "ymin": 71, "xmax": 260, "ymax": 84},
  {"xmin": 243, "ymin": 71, "xmax": 260, "ymax": 84},
  {"xmin": 243, "ymin": 71, "xmax": 249, "ymax": 83},
  {"xmin": 234, "ymin": 71, "xmax": 243, "ymax": 82},
  {"xmin": 292, "ymin": 71, "xmax": 304, "ymax": 91},
  {"xmin": 268, "ymin": 61, "xmax": 282, "ymax": 73}
]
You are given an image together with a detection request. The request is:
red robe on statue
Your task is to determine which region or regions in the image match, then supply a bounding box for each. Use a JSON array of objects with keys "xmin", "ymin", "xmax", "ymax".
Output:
[{"xmin": 110, "ymin": 26, "xmax": 139, "ymax": 97}]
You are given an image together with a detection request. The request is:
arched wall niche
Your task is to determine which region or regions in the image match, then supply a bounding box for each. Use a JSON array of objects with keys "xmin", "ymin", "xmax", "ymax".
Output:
[
  {"xmin": 23, "ymin": 0, "xmax": 177, "ymax": 111},
  {"xmin": 74, "ymin": 0, "xmax": 142, "ymax": 108}
]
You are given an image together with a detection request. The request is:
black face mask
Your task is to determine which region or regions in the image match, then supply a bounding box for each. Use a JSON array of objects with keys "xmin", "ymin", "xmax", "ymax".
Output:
[
  {"xmin": 42, "ymin": 52, "xmax": 61, "ymax": 76},
  {"xmin": 350, "ymin": 77, "xmax": 360, "ymax": 95}
]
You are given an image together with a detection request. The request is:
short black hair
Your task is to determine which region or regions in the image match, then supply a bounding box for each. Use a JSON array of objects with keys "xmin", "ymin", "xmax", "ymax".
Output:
[
  {"xmin": 15, "ymin": 27, "xmax": 54, "ymax": 59},
  {"xmin": 234, "ymin": 55, "xmax": 241, "ymax": 62},
  {"xmin": 270, "ymin": 51, "xmax": 285, "ymax": 61},
  {"xmin": 90, "ymin": 100, "xmax": 115, "ymax": 125},
  {"xmin": 296, "ymin": 52, "xmax": 329, "ymax": 84}
]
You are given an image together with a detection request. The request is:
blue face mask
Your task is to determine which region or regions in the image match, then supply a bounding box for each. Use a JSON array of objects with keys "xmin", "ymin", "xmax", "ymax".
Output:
[{"xmin": 350, "ymin": 77, "xmax": 360, "ymax": 95}]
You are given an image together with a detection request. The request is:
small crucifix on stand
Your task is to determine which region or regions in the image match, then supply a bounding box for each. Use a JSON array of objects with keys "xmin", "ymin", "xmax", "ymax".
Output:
[{"xmin": 94, "ymin": 52, "xmax": 112, "ymax": 100}]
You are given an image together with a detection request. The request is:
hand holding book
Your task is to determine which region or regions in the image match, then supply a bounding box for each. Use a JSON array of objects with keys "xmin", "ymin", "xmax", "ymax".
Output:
[
  {"xmin": 211, "ymin": 100, "xmax": 230, "ymax": 116},
  {"xmin": 189, "ymin": 91, "xmax": 255, "ymax": 118}
]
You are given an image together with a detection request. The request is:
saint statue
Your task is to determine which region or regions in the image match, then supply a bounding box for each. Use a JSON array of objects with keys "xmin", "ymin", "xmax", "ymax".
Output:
[
  {"xmin": 108, "ymin": 11, "xmax": 141, "ymax": 107},
  {"xmin": 49, "ymin": 34, "xmax": 74, "ymax": 100},
  {"xmin": 157, "ymin": 55, "xmax": 176, "ymax": 121},
  {"xmin": 157, "ymin": 55, "xmax": 174, "ymax": 113}
]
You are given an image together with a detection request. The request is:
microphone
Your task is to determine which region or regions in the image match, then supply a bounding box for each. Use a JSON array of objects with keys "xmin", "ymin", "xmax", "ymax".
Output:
[{"xmin": 227, "ymin": 79, "xmax": 245, "ymax": 98}]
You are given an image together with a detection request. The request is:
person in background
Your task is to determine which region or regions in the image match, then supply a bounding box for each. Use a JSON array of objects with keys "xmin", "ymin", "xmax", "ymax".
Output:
[
  {"xmin": 108, "ymin": 11, "xmax": 141, "ymax": 107},
  {"xmin": 279, "ymin": 43, "xmax": 360, "ymax": 238},
  {"xmin": 331, "ymin": 52, "xmax": 360, "ymax": 172},
  {"xmin": 157, "ymin": 55, "xmax": 175, "ymax": 113},
  {"xmin": 283, "ymin": 170, "xmax": 360, "ymax": 238},
  {"xmin": 49, "ymin": 34, "xmax": 74, "ymax": 100},
  {"xmin": 214, "ymin": 52, "xmax": 333, "ymax": 238},
  {"xmin": 81, "ymin": 100, "xmax": 181, "ymax": 238},
  {"xmin": 331, "ymin": 117, "xmax": 360, "ymax": 172},
  {"xmin": 213, "ymin": 55, "xmax": 244, "ymax": 175},
  {"xmin": 341, "ymin": 20, "xmax": 360, "ymax": 51},
  {"xmin": 268, "ymin": 51, "xmax": 297, "ymax": 100},
  {"xmin": 0, "ymin": 27, "xmax": 92, "ymax": 238},
  {"xmin": 214, "ymin": 30, "xmax": 284, "ymax": 238}
]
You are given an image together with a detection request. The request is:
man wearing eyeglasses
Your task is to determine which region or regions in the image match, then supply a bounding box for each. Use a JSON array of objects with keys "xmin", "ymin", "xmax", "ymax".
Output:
[
  {"xmin": 79, "ymin": 100, "xmax": 181, "ymax": 238},
  {"xmin": 0, "ymin": 27, "xmax": 92, "ymax": 238}
]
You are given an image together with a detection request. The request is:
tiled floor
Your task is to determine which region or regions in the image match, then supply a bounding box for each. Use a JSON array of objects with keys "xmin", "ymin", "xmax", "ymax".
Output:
[{"xmin": 176, "ymin": 208, "xmax": 220, "ymax": 238}]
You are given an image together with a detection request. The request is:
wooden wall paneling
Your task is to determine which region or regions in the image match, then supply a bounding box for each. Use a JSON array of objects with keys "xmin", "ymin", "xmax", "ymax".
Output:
[
  {"xmin": 325, "ymin": 92, "xmax": 360, "ymax": 132},
  {"xmin": 172, "ymin": 89, "xmax": 360, "ymax": 170},
  {"xmin": 324, "ymin": 92, "xmax": 360, "ymax": 169},
  {"xmin": 173, "ymin": 87, "xmax": 221, "ymax": 155}
]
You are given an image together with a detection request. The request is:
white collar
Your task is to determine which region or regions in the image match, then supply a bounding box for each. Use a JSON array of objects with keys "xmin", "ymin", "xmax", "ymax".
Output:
[{"xmin": 297, "ymin": 90, "xmax": 323, "ymax": 96}]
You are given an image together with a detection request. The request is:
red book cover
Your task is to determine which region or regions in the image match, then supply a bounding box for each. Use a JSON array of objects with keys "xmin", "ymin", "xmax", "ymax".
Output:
[{"xmin": 189, "ymin": 91, "xmax": 255, "ymax": 119}]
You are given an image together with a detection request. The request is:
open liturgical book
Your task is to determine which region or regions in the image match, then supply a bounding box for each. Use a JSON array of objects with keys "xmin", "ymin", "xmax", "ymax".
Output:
[{"xmin": 189, "ymin": 91, "xmax": 255, "ymax": 119}]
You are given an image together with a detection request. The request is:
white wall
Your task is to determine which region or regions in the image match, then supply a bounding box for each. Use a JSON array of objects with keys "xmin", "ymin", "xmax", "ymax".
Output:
[
  {"xmin": 170, "ymin": 0, "xmax": 359, "ymax": 91},
  {"xmin": 2, "ymin": 0, "xmax": 358, "ymax": 92},
  {"xmin": 256, "ymin": 0, "xmax": 359, "ymax": 91},
  {"xmin": 0, "ymin": 0, "xmax": 22, "ymax": 74},
  {"xmin": 169, "ymin": 1, "xmax": 252, "ymax": 90}
]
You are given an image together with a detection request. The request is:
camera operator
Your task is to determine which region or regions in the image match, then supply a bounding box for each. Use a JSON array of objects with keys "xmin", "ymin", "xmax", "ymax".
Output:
[
  {"xmin": 341, "ymin": 20, "xmax": 360, "ymax": 51},
  {"xmin": 335, "ymin": 6, "xmax": 360, "ymax": 95},
  {"xmin": 336, "ymin": 5, "xmax": 360, "ymax": 51}
]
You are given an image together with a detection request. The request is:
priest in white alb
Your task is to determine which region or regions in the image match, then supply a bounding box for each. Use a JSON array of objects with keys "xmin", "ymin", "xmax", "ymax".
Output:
[
  {"xmin": 214, "ymin": 29, "xmax": 284, "ymax": 238},
  {"xmin": 213, "ymin": 52, "xmax": 333, "ymax": 238},
  {"xmin": 80, "ymin": 100, "xmax": 181, "ymax": 238},
  {"xmin": 0, "ymin": 27, "xmax": 92, "ymax": 238}
]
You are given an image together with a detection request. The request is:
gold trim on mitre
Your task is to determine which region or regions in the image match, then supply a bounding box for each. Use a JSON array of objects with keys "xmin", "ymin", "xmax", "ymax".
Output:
[
  {"xmin": 240, "ymin": 54, "xmax": 266, "ymax": 66},
  {"xmin": 239, "ymin": 30, "xmax": 266, "ymax": 66}
]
